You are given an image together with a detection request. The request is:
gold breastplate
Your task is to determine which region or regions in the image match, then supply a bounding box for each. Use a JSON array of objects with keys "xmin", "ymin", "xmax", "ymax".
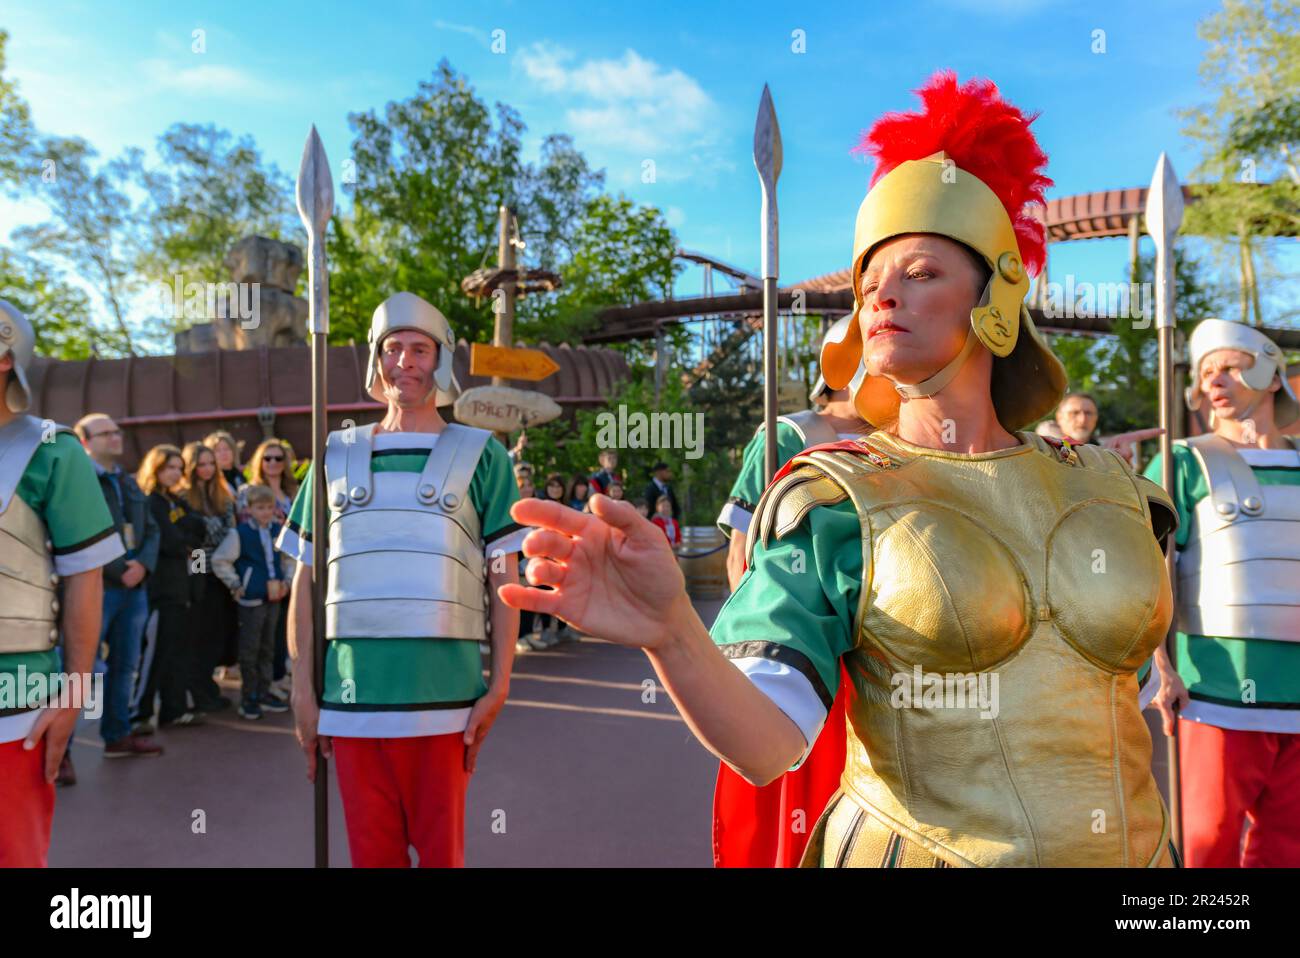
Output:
[{"xmin": 756, "ymin": 431, "xmax": 1177, "ymax": 867}]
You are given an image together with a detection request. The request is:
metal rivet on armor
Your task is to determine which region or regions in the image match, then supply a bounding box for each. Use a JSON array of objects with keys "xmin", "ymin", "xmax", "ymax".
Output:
[
  {"xmin": 349, "ymin": 485, "xmax": 367, "ymax": 502},
  {"xmin": 45, "ymin": 539, "xmax": 53, "ymax": 551},
  {"xmin": 50, "ymin": 573, "xmax": 60, "ymax": 586},
  {"xmin": 49, "ymin": 628, "xmax": 58, "ymax": 640},
  {"xmin": 1216, "ymin": 501, "xmax": 1237, "ymax": 517},
  {"xmin": 442, "ymin": 493, "xmax": 459, "ymax": 510},
  {"xmin": 332, "ymin": 492, "xmax": 346, "ymax": 508},
  {"xmin": 51, "ymin": 599, "xmax": 59, "ymax": 614},
  {"xmin": 419, "ymin": 483, "xmax": 436, "ymax": 499},
  {"xmin": 1264, "ymin": 343, "xmax": 1278, "ymax": 355},
  {"xmin": 0, "ymin": 323, "xmax": 12, "ymax": 340},
  {"xmin": 1242, "ymin": 495, "xmax": 1262, "ymax": 513},
  {"xmin": 997, "ymin": 251, "xmax": 1024, "ymax": 284}
]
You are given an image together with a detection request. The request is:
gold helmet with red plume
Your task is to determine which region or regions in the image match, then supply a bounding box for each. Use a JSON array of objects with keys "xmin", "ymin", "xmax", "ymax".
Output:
[{"xmin": 821, "ymin": 71, "xmax": 1067, "ymax": 429}]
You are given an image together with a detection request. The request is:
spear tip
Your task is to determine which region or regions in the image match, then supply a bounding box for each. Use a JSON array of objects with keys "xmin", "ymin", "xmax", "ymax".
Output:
[
  {"xmin": 296, "ymin": 125, "xmax": 335, "ymax": 236},
  {"xmin": 1144, "ymin": 150, "xmax": 1184, "ymax": 241},
  {"xmin": 753, "ymin": 83, "xmax": 783, "ymax": 186}
]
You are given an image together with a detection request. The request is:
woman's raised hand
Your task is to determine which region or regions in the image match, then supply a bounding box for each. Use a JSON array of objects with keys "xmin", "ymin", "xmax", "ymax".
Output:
[{"xmin": 498, "ymin": 494, "xmax": 691, "ymax": 649}]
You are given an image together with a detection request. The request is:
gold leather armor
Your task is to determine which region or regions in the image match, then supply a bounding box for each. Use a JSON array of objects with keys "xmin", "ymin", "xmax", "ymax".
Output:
[{"xmin": 750, "ymin": 431, "xmax": 1179, "ymax": 867}]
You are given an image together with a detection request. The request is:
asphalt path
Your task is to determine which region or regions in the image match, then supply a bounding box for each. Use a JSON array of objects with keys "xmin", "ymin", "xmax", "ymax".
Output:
[
  {"xmin": 45, "ymin": 596, "xmax": 1177, "ymax": 867},
  {"xmin": 48, "ymin": 602, "xmax": 727, "ymax": 868}
]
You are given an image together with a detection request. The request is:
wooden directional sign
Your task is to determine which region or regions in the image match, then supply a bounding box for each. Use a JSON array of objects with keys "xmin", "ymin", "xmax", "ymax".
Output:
[
  {"xmin": 470, "ymin": 343, "xmax": 560, "ymax": 382},
  {"xmin": 454, "ymin": 385, "xmax": 562, "ymax": 432}
]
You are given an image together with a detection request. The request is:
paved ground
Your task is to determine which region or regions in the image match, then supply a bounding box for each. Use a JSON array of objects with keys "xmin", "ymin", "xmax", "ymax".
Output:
[
  {"xmin": 49, "ymin": 602, "xmax": 728, "ymax": 868},
  {"xmin": 47, "ymin": 595, "xmax": 1180, "ymax": 867}
]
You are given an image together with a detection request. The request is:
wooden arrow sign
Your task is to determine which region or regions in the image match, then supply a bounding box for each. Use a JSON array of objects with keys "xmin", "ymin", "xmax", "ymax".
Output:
[{"xmin": 470, "ymin": 343, "xmax": 560, "ymax": 381}]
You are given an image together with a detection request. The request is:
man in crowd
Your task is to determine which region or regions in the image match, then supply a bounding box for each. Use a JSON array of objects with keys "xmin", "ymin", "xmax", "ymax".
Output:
[
  {"xmin": 0, "ymin": 301, "xmax": 124, "ymax": 865},
  {"xmin": 75, "ymin": 413, "xmax": 162, "ymax": 759},
  {"xmin": 641, "ymin": 462, "xmax": 678, "ymax": 528},
  {"xmin": 1146, "ymin": 318, "xmax": 1300, "ymax": 867},
  {"xmin": 717, "ymin": 316, "xmax": 869, "ymax": 591},
  {"xmin": 280, "ymin": 292, "xmax": 524, "ymax": 867},
  {"xmin": 1040, "ymin": 391, "xmax": 1163, "ymax": 466}
]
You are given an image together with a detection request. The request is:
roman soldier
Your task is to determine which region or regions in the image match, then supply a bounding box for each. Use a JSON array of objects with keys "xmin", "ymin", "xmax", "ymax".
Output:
[
  {"xmin": 277, "ymin": 292, "xmax": 524, "ymax": 868},
  {"xmin": 0, "ymin": 300, "xmax": 123, "ymax": 866},
  {"xmin": 716, "ymin": 315, "xmax": 869, "ymax": 592},
  {"xmin": 1145, "ymin": 317, "xmax": 1300, "ymax": 867},
  {"xmin": 502, "ymin": 71, "xmax": 1182, "ymax": 867}
]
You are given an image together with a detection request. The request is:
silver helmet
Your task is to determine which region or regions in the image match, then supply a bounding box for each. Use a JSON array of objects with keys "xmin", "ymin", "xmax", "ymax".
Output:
[
  {"xmin": 810, "ymin": 314, "xmax": 867, "ymax": 403},
  {"xmin": 0, "ymin": 299, "xmax": 36, "ymax": 413},
  {"xmin": 1186, "ymin": 318, "xmax": 1297, "ymax": 429},
  {"xmin": 365, "ymin": 292, "xmax": 460, "ymax": 406}
]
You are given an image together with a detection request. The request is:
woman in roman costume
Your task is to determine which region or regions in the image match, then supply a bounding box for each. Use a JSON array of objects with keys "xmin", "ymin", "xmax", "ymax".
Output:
[{"xmin": 501, "ymin": 72, "xmax": 1180, "ymax": 867}]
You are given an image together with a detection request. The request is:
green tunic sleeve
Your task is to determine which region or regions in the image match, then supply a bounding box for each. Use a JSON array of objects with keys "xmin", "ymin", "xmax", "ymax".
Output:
[{"xmin": 710, "ymin": 498, "xmax": 861, "ymax": 709}]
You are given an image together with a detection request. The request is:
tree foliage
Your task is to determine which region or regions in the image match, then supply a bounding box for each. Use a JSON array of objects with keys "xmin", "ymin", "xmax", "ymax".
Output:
[{"xmin": 1181, "ymin": 0, "xmax": 1300, "ymax": 326}]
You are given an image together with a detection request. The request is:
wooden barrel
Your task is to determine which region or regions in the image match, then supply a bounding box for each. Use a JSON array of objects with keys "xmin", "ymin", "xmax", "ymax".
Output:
[{"xmin": 678, "ymin": 525, "xmax": 729, "ymax": 601}]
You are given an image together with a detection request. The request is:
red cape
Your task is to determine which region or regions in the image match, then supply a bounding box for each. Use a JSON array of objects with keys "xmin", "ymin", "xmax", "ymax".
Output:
[{"xmin": 712, "ymin": 439, "xmax": 870, "ymax": 867}]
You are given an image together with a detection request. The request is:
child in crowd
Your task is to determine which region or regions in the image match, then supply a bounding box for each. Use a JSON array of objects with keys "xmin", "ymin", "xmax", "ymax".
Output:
[
  {"xmin": 568, "ymin": 475, "xmax": 591, "ymax": 511},
  {"xmin": 633, "ymin": 498, "xmax": 650, "ymax": 520},
  {"xmin": 211, "ymin": 484, "xmax": 288, "ymax": 720},
  {"xmin": 651, "ymin": 494, "xmax": 681, "ymax": 546}
]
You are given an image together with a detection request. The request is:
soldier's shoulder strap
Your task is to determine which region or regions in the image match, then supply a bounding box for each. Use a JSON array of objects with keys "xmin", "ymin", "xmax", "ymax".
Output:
[
  {"xmin": 747, "ymin": 437, "xmax": 895, "ymax": 564},
  {"xmin": 413, "ymin": 423, "xmax": 492, "ymax": 513},
  {"xmin": 0, "ymin": 415, "xmax": 72, "ymax": 513},
  {"xmin": 1027, "ymin": 431, "xmax": 1180, "ymax": 545},
  {"xmin": 776, "ymin": 408, "xmax": 840, "ymax": 448},
  {"xmin": 323, "ymin": 422, "xmax": 379, "ymax": 511},
  {"xmin": 1181, "ymin": 432, "xmax": 1261, "ymax": 518}
]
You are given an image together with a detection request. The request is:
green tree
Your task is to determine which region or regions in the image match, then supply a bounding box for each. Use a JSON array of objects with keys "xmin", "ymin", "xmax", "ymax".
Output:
[
  {"xmin": 1044, "ymin": 248, "xmax": 1220, "ymax": 436},
  {"xmin": 0, "ymin": 247, "xmax": 95, "ymax": 358},
  {"xmin": 130, "ymin": 123, "xmax": 298, "ymax": 292},
  {"xmin": 0, "ymin": 30, "xmax": 35, "ymax": 190},
  {"xmin": 1181, "ymin": 0, "xmax": 1300, "ymax": 326},
  {"xmin": 12, "ymin": 137, "xmax": 143, "ymax": 355},
  {"xmin": 332, "ymin": 60, "xmax": 680, "ymax": 347}
]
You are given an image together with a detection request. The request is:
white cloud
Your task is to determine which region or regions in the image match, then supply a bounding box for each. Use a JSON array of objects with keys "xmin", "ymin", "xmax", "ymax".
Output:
[
  {"xmin": 514, "ymin": 43, "xmax": 724, "ymax": 182},
  {"xmin": 665, "ymin": 205, "xmax": 687, "ymax": 228},
  {"xmin": 433, "ymin": 19, "xmax": 491, "ymax": 46},
  {"xmin": 139, "ymin": 59, "xmax": 293, "ymax": 100}
]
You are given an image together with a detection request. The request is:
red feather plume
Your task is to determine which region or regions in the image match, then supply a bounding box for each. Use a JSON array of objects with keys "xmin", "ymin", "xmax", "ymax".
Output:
[{"xmin": 855, "ymin": 71, "xmax": 1052, "ymax": 276}]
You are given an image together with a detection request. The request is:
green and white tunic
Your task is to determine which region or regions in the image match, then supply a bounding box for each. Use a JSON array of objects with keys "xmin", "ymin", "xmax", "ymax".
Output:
[
  {"xmin": 1144, "ymin": 442, "xmax": 1300, "ymax": 732},
  {"xmin": 0, "ymin": 429, "xmax": 123, "ymax": 744},
  {"xmin": 717, "ymin": 411, "xmax": 854, "ymax": 538},
  {"xmin": 276, "ymin": 429, "xmax": 523, "ymax": 738}
]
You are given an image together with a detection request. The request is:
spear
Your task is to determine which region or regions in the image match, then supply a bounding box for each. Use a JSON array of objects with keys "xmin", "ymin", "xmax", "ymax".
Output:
[
  {"xmin": 296, "ymin": 124, "xmax": 334, "ymax": 868},
  {"xmin": 753, "ymin": 85, "xmax": 783, "ymax": 484},
  {"xmin": 1144, "ymin": 151, "xmax": 1184, "ymax": 853}
]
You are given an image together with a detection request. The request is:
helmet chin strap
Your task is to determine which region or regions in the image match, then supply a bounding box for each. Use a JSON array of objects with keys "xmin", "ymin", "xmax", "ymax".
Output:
[{"xmin": 885, "ymin": 327, "xmax": 983, "ymax": 401}]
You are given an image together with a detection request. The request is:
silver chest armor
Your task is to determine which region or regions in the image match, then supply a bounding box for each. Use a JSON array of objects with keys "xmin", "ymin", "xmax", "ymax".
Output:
[
  {"xmin": 0, "ymin": 416, "xmax": 64, "ymax": 654},
  {"xmin": 775, "ymin": 408, "xmax": 840, "ymax": 448},
  {"xmin": 1175, "ymin": 433, "xmax": 1300, "ymax": 642},
  {"xmin": 322, "ymin": 422, "xmax": 493, "ymax": 641},
  {"xmin": 749, "ymin": 408, "xmax": 840, "ymax": 452}
]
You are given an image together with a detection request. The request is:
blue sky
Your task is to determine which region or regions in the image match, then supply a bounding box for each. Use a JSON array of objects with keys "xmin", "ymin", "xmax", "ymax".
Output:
[{"xmin": 0, "ymin": 0, "xmax": 1265, "ymax": 311}]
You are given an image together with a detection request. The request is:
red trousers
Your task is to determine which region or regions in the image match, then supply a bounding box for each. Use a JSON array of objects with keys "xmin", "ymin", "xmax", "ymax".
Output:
[
  {"xmin": 1180, "ymin": 720, "xmax": 1300, "ymax": 867},
  {"xmin": 332, "ymin": 734, "xmax": 469, "ymax": 868},
  {"xmin": 0, "ymin": 739, "xmax": 54, "ymax": 868}
]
